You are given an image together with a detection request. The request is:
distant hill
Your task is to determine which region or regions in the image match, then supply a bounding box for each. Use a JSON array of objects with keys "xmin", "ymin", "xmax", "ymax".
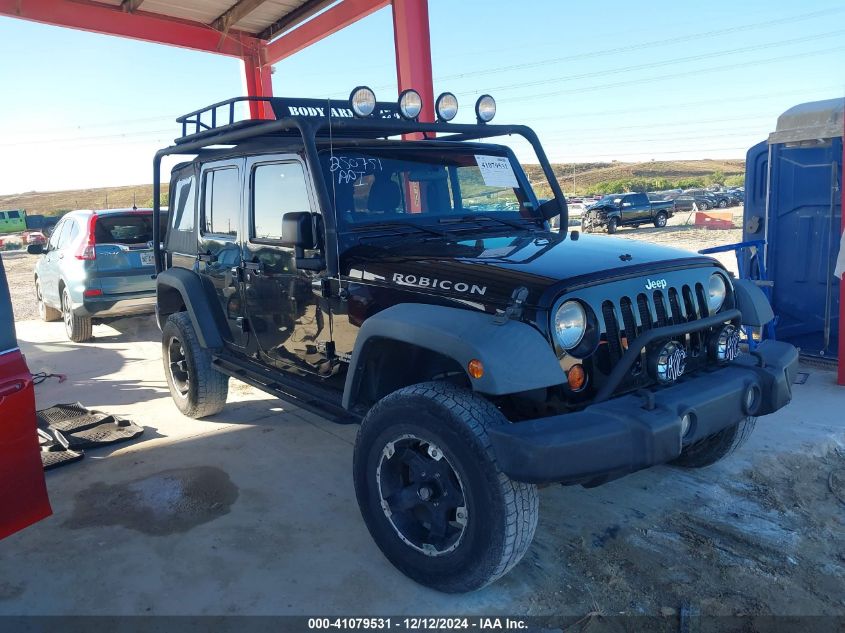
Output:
[{"xmin": 0, "ymin": 159, "xmax": 746, "ymax": 216}]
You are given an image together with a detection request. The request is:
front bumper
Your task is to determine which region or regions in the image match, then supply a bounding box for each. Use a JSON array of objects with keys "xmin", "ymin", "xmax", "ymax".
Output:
[{"xmin": 488, "ymin": 340, "xmax": 799, "ymax": 484}]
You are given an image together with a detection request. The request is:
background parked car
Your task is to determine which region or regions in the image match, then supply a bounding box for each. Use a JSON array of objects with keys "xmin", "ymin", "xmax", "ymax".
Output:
[{"xmin": 28, "ymin": 208, "xmax": 165, "ymax": 342}]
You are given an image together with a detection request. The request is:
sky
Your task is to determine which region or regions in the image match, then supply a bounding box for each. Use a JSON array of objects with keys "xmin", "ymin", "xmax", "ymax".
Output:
[{"xmin": 0, "ymin": 0, "xmax": 843, "ymax": 194}]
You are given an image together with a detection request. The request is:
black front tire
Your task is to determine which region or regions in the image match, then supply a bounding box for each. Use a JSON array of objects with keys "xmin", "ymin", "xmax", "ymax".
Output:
[
  {"xmin": 606, "ymin": 217, "xmax": 618, "ymax": 234},
  {"xmin": 654, "ymin": 212, "xmax": 668, "ymax": 228},
  {"xmin": 353, "ymin": 382, "xmax": 538, "ymax": 593},
  {"xmin": 162, "ymin": 312, "xmax": 228, "ymax": 418},
  {"xmin": 61, "ymin": 288, "xmax": 92, "ymax": 342},
  {"xmin": 671, "ymin": 417, "xmax": 756, "ymax": 468}
]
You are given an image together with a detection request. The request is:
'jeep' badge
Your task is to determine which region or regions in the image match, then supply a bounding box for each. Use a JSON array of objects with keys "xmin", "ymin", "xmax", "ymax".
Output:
[
  {"xmin": 651, "ymin": 341, "xmax": 687, "ymax": 384},
  {"xmin": 645, "ymin": 278, "xmax": 668, "ymax": 290}
]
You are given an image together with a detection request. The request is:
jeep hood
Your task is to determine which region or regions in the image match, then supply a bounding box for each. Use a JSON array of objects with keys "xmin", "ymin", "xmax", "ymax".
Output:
[{"xmin": 342, "ymin": 230, "xmax": 719, "ymax": 308}]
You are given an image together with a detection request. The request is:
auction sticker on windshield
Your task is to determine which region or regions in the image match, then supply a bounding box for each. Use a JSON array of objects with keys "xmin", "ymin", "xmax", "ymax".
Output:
[{"xmin": 475, "ymin": 155, "xmax": 518, "ymax": 188}]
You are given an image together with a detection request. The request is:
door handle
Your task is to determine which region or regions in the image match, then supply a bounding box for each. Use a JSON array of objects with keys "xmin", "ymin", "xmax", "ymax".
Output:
[{"xmin": 0, "ymin": 380, "xmax": 25, "ymax": 398}]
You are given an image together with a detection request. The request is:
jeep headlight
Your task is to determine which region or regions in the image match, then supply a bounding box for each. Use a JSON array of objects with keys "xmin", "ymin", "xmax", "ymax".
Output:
[
  {"xmin": 554, "ymin": 301, "xmax": 587, "ymax": 350},
  {"xmin": 707, "ymin": 273, "xmax": 727, "ymax": 312}
]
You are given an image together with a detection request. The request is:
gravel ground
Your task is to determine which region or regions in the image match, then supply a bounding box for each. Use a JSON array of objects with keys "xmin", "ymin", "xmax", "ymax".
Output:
[{"xmin": 2, "ymin": 250, "xmax": 38, "ymax": 322}]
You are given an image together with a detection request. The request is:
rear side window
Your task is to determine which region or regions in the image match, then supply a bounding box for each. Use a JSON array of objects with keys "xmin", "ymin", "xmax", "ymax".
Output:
[
  {"xmin": 171, "ymin": 175, "xmax": 196, "ymax": 232},
  {"xmin": 7, "ymin": 211, "xmax": 20, "ymax": 219},
  {"xmin": 95, "ymin": 214, "xmax": 154, "ymax": 246},
  {"xmin": 203, "ymin": 168, "xmax": 240, "ymax": 237}
]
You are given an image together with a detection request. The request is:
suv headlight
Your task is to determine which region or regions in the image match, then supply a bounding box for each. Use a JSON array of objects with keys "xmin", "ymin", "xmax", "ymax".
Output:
[
  {"xmin": 707, "ymin": 273, "xmax": 727, "ymax": 312},
  {"xmin": 554, "ymin": 301, "xmax": 587, "ymax": 350}
]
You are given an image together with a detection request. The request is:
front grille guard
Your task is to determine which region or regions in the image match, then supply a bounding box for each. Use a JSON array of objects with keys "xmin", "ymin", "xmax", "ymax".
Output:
[{"xmin": 592, "ymin": 308, "xmax": 741, "ymax": 404}]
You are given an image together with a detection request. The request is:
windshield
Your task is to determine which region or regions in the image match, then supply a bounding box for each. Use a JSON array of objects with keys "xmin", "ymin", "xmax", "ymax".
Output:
[
  {"xmin": 319, "ymin": 147, "xmax": 539, "ymax": 228},
  {"xmin": 596, "ymin": 195, "xmax": 622, "ymax": 205}
]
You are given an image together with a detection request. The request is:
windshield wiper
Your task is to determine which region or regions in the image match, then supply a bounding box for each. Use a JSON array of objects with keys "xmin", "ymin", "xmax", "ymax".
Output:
[
  {"xmin": 347, "ymin": 221, "xmax": 449, "ymax": 237},
  {"xmin": 439, "ymin": 214, "xmax": 535, "ymax": 230}
]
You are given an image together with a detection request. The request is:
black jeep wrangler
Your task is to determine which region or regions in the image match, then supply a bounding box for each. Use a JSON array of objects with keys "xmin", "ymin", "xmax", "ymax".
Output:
[{"xmin": 152, "ymin": 90, "xmax": 798, "ymax": 593}]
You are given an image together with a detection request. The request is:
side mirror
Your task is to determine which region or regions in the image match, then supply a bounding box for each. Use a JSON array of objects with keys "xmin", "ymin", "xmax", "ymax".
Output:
[
  {"xmin": 282, "ymin": 211, "xmax": 318, "ymax": 249},
  {"xmin": 538, "ymin": 199, "xmax": 561, "ymax": 220},
  {"xmin": 282, "ymin": 211, "xmax": 325, "ymax": 271},
  {"xmin": 27, "ymin": 244, "xmax": 44, "ymax": 255}
]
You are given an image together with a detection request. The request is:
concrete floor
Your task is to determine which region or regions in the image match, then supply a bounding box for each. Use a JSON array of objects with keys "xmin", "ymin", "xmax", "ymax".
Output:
[{"xmin": 1, "ymin": 316, "xmax": 843, "ymax": 616}]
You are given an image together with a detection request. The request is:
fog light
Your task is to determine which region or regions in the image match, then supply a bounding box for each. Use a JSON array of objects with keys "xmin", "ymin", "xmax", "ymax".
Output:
[
  {"xmin": 744, "ymin": 384, "xmax": 761, "ymax": 415},
  {"xmin": 680, "ymin": 413, "xmax": 693, "ymax": 437},
  {"xmin": 467, "ymin": 359, "xmax": 484, "ymax": 379},
  {"xmin": 649, "ymin": 340, "xmax": 687, "ymax": 384},
  {"xmin": 567, "ymin": 364, "xmax": 587, "ymax": 391},
  {"xmin": 710, "ymin": 324, "xmax": 741, "ymax": 363}
]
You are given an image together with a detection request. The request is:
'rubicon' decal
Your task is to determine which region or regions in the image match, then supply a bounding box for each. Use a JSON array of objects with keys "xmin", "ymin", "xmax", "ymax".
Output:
[{"xmin": 392, "ymin": 273, "xmax": 487, "ymax": 296}]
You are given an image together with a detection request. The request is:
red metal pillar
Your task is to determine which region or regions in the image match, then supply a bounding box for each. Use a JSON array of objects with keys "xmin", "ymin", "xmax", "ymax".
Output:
[
  {"xmin": 243, "ymin": 48, "xmax": 274, "ymax": 119},
  {"xmin": 391, "ymin": 0, "xmax": 434, "ymax": 123},
  {"xmin": 839, "ymin": 125, "xmax": 844, "ymax": 385}
]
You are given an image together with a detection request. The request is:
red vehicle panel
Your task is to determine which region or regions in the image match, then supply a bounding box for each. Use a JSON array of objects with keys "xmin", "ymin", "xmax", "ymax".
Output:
[{"xmin": 0, "ymin": 255, "xmax": 51, "ymax": 540}]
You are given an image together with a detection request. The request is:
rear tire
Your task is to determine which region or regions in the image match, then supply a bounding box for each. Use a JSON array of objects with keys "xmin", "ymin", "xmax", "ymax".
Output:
[
  {"xmin": 162, "ymin": 312, "xmax": 228, "ymax": 418},
  {"xmin": 671, "ymin": 417, "xmax": 756, "ymax": 468},
  {"xmin": 353, "ymin": 382, "xmax": 538, "ymax": 593},
  {"xmin": 718, "ymin": 199, "xmax": 728, "ymax": 208},
  {"xmin": 36, "ymin": 279, "xmax": 60, "ymax": 322},
  {"xmin": 606, "ymin": 217, "xmax": 618, "ymax": 234},
  {"xmin": 61, "ymin": 287, "xmax": 92, "ymax": 342},
  {"xmin": 653, "ymin": 212, "xmax": 668, "ymax": 228}
]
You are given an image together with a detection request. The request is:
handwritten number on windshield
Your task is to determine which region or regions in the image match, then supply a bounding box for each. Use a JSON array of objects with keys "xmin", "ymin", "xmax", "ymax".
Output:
[{"xmin": 329, "ymin": 156, "xmax": 383, "ymax": 186}]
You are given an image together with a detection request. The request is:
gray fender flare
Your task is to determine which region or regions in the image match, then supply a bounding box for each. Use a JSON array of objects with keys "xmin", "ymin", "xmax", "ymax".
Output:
[
  {"xmin": 342, "ymin": 303, "xmax": 567, "ymax": 409},
  {"xmin": 732, "ymin": 278, "xmax": 774, "ymax": 327},
  {"xmin": 156, "ymin": 267, "xmax": 226, "ymax": 349}
]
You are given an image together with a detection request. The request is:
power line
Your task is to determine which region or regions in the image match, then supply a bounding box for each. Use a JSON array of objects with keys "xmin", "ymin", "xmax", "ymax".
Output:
[
  {"xmin": 501, "ymin": 45, "xmax": 845, "ymax": 103},
  {"xmin": 459, "ymin": 29, "xmax": 845, "ymax": 96},
  {"xmin": 431, "ymin": 6, "xmax": 845, "ymax": 81}
]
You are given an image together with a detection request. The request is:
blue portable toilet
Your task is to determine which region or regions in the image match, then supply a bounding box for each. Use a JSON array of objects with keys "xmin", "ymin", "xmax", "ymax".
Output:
[{"xmin": 743, "ymin": 98, "xmax": 843, "ymax": 363}]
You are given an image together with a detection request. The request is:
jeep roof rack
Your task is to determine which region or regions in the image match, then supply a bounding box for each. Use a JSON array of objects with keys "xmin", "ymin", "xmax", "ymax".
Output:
[{"xmin": 154, "ymin": 91, "xmax": 570, "ymax": 276}]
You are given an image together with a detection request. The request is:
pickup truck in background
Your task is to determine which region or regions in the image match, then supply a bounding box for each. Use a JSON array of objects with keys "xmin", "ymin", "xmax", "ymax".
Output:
[{"xmin": 581, "ymin": 192, "xmax": 675, "ymax": 233}]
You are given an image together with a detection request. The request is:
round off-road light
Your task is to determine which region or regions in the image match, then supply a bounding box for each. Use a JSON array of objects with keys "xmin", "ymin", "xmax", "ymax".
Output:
[
  {"xmin": 710, "ymin": 324, "xmax": 741, "ymax": 363},
  {"xmin": 475, "ymin": 94, "xmax": 496, "ymax": 123},
  {"xmin": 650, "ymin": 340, "xmax": 687, "ymax": 384},
  {"xmin": 398, "ymin": 89, "xmax": 422, "ymax": 120},
  {"xmin": 350, "ymin": 86, "xmax": 376, "ymax": 118},
  {"xmin": 707, "ymin": 273, "xmax": 727, "ymax": 313},
  {"xmin": 435, "ymin": 92, "xmax": 458, "ymax": 122}
]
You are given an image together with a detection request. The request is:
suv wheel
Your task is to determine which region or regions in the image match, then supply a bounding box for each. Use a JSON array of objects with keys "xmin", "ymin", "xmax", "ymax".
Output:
[
  {"xmin": 671, "ymin": 417, "xmax": 756, "ymax": 468},
  {"xmin": 606, "ymin": 217, "xmax": 618, "ymax": 234},
  {"xmin": 61, "ymin": 287, "xmax": 92, "ymax": 342},
  {"xmin": 653, "ymin": 212, "xmax": 668, "ymax": 228},
  {"xmin": 353, "ymin": 382, "xmax": 538, "ymax": 593},
  {"xmin": 162, "ymin": 312, "xmax": 228, "ymax": 418},
  {"xmin": 36, "ymin": 279, "xmax": 60, "ymax": 322},
  {"xmin": 718, "ymin": 199, "xmax": 728, "ymax": 208}
]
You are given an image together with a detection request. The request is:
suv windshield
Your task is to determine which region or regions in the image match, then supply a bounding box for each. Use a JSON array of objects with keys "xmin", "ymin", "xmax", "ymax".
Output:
[{"xmin": 319, "ymin": 147, "xmax": 539, "ymax": 228}]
